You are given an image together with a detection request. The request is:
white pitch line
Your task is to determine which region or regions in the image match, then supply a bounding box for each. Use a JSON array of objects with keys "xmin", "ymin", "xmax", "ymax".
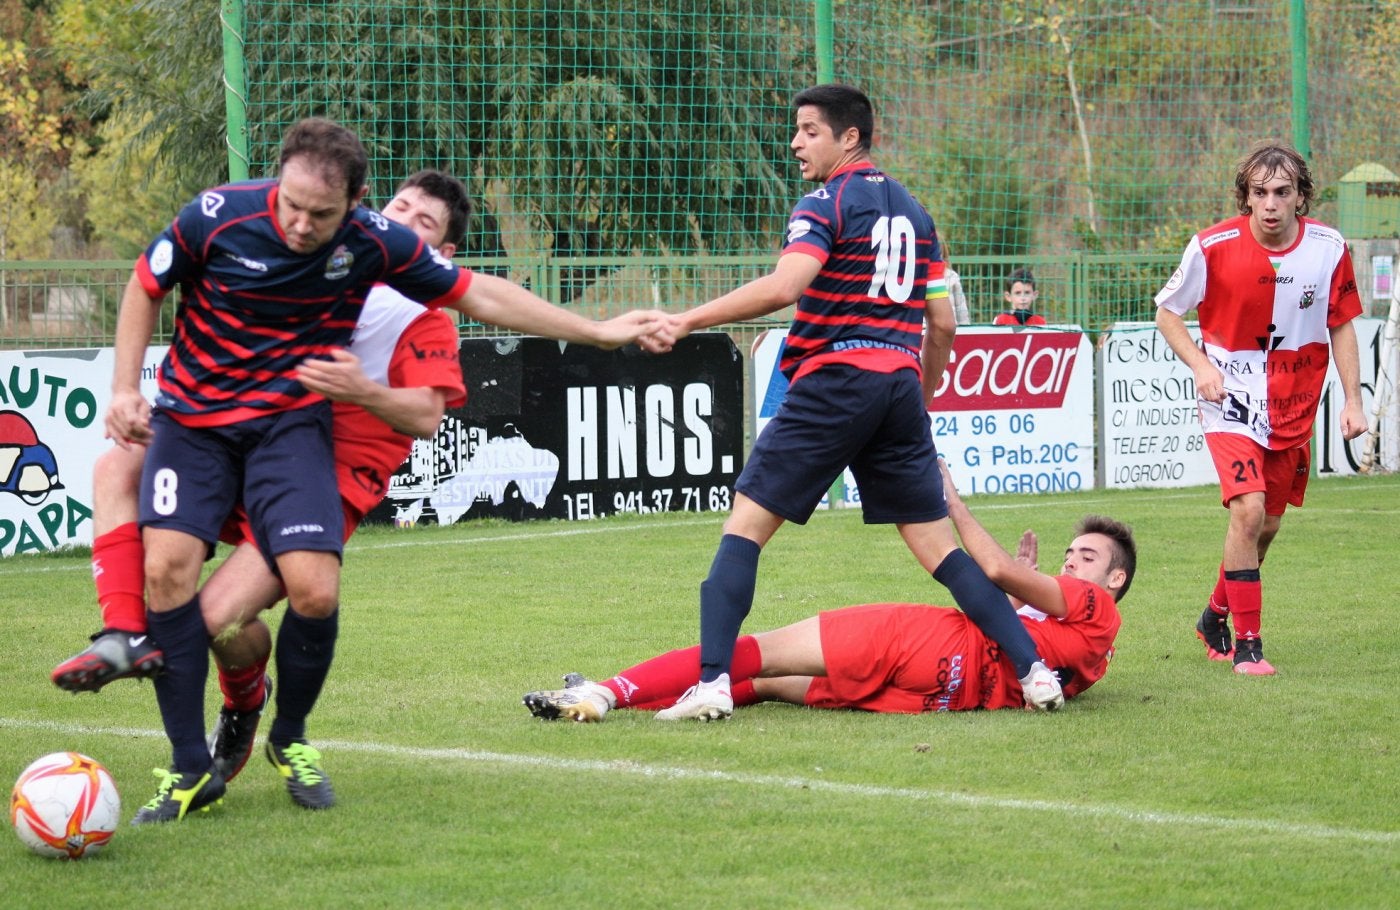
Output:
[
  {"xmin": 349, "ymin": 518, "xmax": 709, "ymax": 552},
  {"xmin": 0, "ymin": 518, "xmax": 711, "ymax": 574},
  {"xmin": 2, "ymin": 716, "xmax": 1395, "ymax": 846}
]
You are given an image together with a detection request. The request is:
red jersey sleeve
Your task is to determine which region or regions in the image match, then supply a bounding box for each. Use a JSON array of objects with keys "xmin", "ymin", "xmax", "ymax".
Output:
[
  {"xmin": 1327, "ymin": 246, "xmax": 1363, "ymax": 329},
  {"xmin": 1022, "ymin": 576, "xmax": 1122, "ymax": 699},
  {"xmin": 388, "ymin": 309, "xmax": 466, "ymax": 409}
]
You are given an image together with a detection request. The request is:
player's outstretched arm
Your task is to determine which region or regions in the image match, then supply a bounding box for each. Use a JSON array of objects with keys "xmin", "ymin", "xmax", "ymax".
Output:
[
  {"xmin": 938, "ymin": 459, "xmax": 1068, "ymax": 617},
  {"xmin": 922, "ymin": 297, "xmax": 957, "ymax": 406},
  {"xmin": 296, "ymin": 348, "xmax": 447, "ymax": 438},
  {"xmin": 448, "ymin": 273, "xmax": 665, "ymax": 350},
  {"xmin": 669, "ymin": 252, "xmax": 823, "ymax": 343}
]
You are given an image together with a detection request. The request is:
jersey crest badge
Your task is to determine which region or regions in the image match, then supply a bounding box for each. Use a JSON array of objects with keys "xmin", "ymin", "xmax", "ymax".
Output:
[
  {"xmin": 325, "ymin": 245, "xmax": 354, "ymax": 280},
  {"xmin": 1298, "ymin": 286, "xmax": 1316, "ymax": 309}
]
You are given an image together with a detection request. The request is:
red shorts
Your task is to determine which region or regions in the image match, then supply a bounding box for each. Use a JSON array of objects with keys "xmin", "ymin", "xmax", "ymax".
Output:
[
  {"xmin": 803, "ymin": 604, "xmax": 989, "ymax": 714},
  {"xmin": 1205, "ymin": 432, "xmax": 1309, "ymax": 516}
]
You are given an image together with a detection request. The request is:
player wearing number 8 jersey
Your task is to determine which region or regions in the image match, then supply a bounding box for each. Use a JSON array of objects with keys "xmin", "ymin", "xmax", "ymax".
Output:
[
  {"xmin": 650, "ymin": 84, "xmax": 1064, "ymax": 721},
  {"xmin": 1154, "ymin": 142, "xmax": 1366, "ymax": 676}
]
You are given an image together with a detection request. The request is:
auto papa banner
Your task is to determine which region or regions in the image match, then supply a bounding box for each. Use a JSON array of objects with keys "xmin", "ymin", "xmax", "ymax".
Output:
[{"xmin": 0, "ymin": 347, "xmax": 164, "ymax": 556}]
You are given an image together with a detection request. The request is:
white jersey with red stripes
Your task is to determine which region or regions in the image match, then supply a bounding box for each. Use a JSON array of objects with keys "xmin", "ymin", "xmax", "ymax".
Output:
[
  {"xmin": 333, "ymin": 285, "xmax": 465, "ymax": 517},
  {"xmin": 1154, "ymin": 214, "xmax": 1361, "ymax": 450}
]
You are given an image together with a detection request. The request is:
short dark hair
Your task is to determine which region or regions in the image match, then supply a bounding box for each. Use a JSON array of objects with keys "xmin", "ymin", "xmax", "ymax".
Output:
[
  {"xmin": 1005, "ymin": 267, "xmax": 1036, "ymax": 293},
  {"xmin": 397, "ymin": 169, "xmax": 473, "ymax": 248},
  {"xmin": 792, "ymin": 84, "xmax": 874, "ymax": 153},
  {"xmin": 1075, "ymin": 514, "xmax": 1137, "ymax": 601},
  {"xmin": 1234, "ymin": 142, "xmax": 1314, "ymax": 217},
  {"xmin": 279, "ymin": 117, "xmax": 368, "ymax": 202}
]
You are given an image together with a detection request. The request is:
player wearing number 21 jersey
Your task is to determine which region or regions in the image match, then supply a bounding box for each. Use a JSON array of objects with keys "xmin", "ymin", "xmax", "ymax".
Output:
[
  {"xmin": 1154, "ymin": 142, "xmax": 1365, "ymax": 677},
  {"xmin": 646, "ymin": 84, "xmax": 1064, "ymax": 722},
  {"xmin": 1155, "ymin": 212, "xmax": 1360, "ymax": 450}
]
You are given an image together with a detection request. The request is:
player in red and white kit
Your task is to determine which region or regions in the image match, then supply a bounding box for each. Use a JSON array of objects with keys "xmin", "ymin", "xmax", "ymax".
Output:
[
  {"xmin": 1154, "ymin": 143, "xmax": 1366, "ymax": 676},
  {"xmin": 52, "ymin": 170, "xmax": 470, "ymax": 786},
  {"xmin": 524, "ymin": 462, "xmax": 1134, "ymax": 721}
]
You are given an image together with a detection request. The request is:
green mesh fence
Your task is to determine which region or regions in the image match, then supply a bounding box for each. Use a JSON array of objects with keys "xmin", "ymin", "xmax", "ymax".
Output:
[{"xmin": 222, "ymin": 0, "xmax": 1399, "ymax": 331}]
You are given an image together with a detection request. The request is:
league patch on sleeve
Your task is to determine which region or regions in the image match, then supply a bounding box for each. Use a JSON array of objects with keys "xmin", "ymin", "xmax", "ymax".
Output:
[{"xmin": 149, "ymin": 239, "xmax": 174, "ymax": 275}]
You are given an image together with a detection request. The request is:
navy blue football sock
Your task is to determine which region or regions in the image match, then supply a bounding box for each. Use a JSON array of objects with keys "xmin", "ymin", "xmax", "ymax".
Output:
[
  {"xmin": 268, "ymin": 607, "xmax": 338, "ymax": 745},
  {"xmin": 147, "ymin": 596, "xmax": 212, "ymax": 773},
  {"xmin": 933, "ymin": 549, "xmax": 1039, "ymax": 678},
  {"xmin": 698, "ymin": 534, "xmax": 762, "ymax": 682}
]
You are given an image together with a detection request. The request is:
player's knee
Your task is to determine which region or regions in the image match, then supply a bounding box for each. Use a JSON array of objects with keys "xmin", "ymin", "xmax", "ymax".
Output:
[
  {"xmin": 93, "ymin": 446, "xmax": 143, "ymax": 496},
  {"xmin": 285, "ymin": 588, "xmax": 339, "ymax": 619}
]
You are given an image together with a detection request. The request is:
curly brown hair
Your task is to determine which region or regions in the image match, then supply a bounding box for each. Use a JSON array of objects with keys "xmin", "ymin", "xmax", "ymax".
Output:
[{"xmin": 1233, "ymin": 142, "xmax": 1313, "ymax": 217}]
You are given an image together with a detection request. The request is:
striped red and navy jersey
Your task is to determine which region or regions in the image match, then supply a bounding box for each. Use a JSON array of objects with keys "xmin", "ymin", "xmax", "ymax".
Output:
[
  {"xmin": 135, "ymin": 178, "xmax": 471, "ymax": 427},
  {"xmin": 778, "ymin": 161, "xmax": 942, "ymax": 381}
]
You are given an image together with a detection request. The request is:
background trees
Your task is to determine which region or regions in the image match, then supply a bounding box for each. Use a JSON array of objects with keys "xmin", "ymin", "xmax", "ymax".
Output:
[{"xmin": 10, "ymin": 1, "xmax": 1399, "ymax": 280}]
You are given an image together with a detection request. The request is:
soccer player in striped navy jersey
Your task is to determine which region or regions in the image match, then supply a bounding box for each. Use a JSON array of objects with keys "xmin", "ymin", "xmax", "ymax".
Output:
[
  {"xmin": 104, "ymin": 119, "xmax": 666, "ymax": 822},
  {"xmin": 651, "ymin": 84, "xmax": 1063, "ymax": 721},
  {"xmin": 56, "ymin": 169, "xmax": 475, "ymax": 814},
  {"xmin": 1155, "ymin": 143, "xmax": 1365, "ymax": 675}
]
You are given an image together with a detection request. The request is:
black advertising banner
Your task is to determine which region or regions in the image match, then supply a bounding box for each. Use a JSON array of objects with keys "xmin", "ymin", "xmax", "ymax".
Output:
[{"xmin": 366, "ymin": 334, "xmax": 744, "ymax": 526}]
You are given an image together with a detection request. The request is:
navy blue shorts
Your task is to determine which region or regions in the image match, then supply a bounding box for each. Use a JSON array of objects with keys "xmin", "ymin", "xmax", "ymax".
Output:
[
  {"xmin": 738, "ymin": 364, "xmax": 947, "ymax": 525},
  {"xmin": 140, "ymin": 403, "xmax": 343, "ymax": 560}
]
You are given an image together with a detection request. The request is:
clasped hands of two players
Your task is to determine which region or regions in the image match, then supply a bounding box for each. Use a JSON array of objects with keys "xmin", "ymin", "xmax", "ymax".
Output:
[{"xmin": 634, "ymin": 311, "xmax": 688, "ymax": 355}]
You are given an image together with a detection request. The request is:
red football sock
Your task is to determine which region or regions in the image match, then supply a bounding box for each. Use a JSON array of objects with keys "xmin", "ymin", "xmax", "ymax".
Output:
[
  {"xmin": 218, "ymin": 660, "xmax": 269, "ymax": 712},
  {"xmin": 92, "ymin": 523, "xmax": 146, "ymax": 633},
  {"xmin": 1209, "ymin": 563, "xmax": 1229, "ymax": 614},
  {"xmin": 731, "ymin": 678, "xmax": 758, "ymax": 707},
  {"xmin": 1224, "ymin": 569, "xmax": 1262, "ymax": 639},
  {"xmin": 605, "ymin": 635, "xmax": 762, "ymax": 709}
]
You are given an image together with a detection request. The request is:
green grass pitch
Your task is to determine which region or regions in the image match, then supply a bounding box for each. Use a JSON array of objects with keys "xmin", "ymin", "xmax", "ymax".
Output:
[{"xmin": 2, "ymin": 475, "xmax": 1397, "ymax": 908}]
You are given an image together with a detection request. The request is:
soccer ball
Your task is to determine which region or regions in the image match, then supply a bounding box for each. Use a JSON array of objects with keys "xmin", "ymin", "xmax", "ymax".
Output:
[{"xmin": 10, "ymin": 752, "xmax": 120, "ymax": 860}]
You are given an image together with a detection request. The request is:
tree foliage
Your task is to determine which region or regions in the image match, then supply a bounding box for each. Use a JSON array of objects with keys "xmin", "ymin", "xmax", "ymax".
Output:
[
  {"xmin": 242, "ymin": 0, "xmax": 806, "ymax": 263},
  {"xmin": 0, "ymin": 38, "xmax": 69, "ymax": 255},
  {"xmin": 53, "ymin": 0, "xmax": 224, "ymax": 200},
  {"xmin": 14, "ymin": 0, "xmax": 1400, "ymax": 272}
]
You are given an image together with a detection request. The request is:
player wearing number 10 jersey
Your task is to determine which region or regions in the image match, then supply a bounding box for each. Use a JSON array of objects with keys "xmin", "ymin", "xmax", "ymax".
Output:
[{"xmin": 647, "ymin": 84, "xmax": 1064, "ymax": 722}]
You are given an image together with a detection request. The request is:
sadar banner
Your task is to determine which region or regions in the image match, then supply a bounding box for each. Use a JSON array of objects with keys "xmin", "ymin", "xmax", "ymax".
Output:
[
  {"xmin": 752, "ymin": 327, "xmax": 1096, "ymax": 500},
  {"xmin": 368, "ymin": 334, "xmax": 744, "ymax": 525}
]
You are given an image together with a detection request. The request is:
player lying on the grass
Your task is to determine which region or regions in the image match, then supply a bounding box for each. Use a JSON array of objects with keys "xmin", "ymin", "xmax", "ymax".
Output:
[
  {"xmin": 50, "ymin": 170, "xmax": 469, "ymax": 820},
  {"xmin": 524, "ymin": 463, "xmax": 1134, "ymax": 721}
]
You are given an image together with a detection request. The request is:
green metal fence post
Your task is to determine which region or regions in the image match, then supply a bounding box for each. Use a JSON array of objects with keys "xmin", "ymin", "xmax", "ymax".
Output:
[
  {"xmin": 814, "ymin": 0, "xmax": 834, "ymax": 84},
  {"xmin": 221, "ymin": 0, "xmax": 250, "ymax": 181},
  {"xmin": 1290, "ymin": 0, "xmax": 1309, "ymax": 158}
]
